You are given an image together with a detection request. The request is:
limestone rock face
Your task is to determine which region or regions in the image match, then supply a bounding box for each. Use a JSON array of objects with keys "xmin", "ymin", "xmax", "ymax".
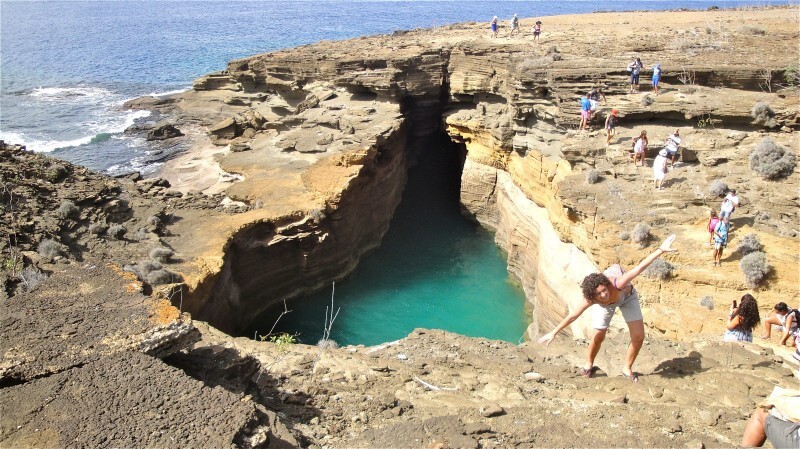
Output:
[{"xmin": 133, "ymin": 7, "xmax": 800, "ymax": 340}]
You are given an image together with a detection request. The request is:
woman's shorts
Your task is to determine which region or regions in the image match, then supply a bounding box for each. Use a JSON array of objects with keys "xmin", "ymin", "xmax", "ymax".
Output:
[
  {"xmin": 714, "ymin": 240, "xmax": 727, "ymax": 250},
  {"xmin": 591, "ymin": 290, "xmax": 643, "ymax": 330},
  {"xmin": 765, "ymin": 414, "xmax": 800, "ymax": 449},
  {"xmin": 491, "ymin": 24, "xmax": 497, "ymax": 31},
  {"xmin": 581, "ymin": 110, "xmax": 590, "ymax": 119},
  {"xmin": 652, "ymin": 76, "xmax": 660, "ymax": 86},
  {"xmin": 630, "ymin": 74, "xmax": 640, "ymax": 84},
  {"xmin": 533, "ymin": 31, "xmax": 540, "ymax": 36}
]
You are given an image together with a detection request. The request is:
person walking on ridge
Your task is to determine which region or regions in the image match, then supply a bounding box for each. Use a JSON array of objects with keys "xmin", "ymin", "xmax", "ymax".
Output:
[
  {"xmin": 651, "ymin": 63, "xmax": 662, "ymax": 95},
  {"xmin": 490, "ymin": 16, "xmax": 498, "ymax": 38},
  {"xmin": 579, "ymin": 93, "xmax": 592, "ymax": 131},
  {"xmin": 628, "ymin": 57, "xmax": 643, "ymax": 93},
  {"xmin": 538, "ymin": 234, "xmax": 678, "ymax": 382},
  {"xmin": 509, "ymin": 14, "xmax": 520, "ymax": 37},
  {"xmin": 532, "ymin": 20, "xmax": 542, "ymax": 43}
]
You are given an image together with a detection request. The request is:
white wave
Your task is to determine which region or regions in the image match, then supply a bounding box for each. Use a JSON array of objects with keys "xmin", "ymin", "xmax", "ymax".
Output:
[
  {"xmin": 88, "ymin": 109, "xmax": 151, "ymax": 135},
  {"xmin": 29, "ymin": 86, "xmax": 114, "ymax": 101},
  {"xmin": 0, "ymin": 132, "xmax": 95, "ymax": 153},
  {"xmin": 147, "ymin": 87, "xmax": 190, "ymax": 98}
]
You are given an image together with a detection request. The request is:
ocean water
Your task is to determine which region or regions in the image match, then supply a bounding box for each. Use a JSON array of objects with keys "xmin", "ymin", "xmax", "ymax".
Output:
[{"xmin": 1, "ymin": 0, "xmax": 791, "ymax": 345}]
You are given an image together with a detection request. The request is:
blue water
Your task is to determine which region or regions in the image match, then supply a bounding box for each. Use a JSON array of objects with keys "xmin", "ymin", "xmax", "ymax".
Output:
[
  {"xmin": 1, "ymin": 0, "xmax": 793, "ymax": 173},
  {"xmin": 247, "ymin": 138, "xmax": 530, "ymax": 346}
]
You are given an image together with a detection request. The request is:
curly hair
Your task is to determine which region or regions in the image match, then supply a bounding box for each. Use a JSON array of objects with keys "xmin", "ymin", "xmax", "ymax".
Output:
[
  {"xmin": 735, "ymin": 294, "xmax": 761, "ymax": 331},
  {"xmin": 581, "ymin": 273, "xmax": 611, "ymax": 301},
  {"xmin": 774, "ymin": 302, "xmax": 789, "ymax": 313}
]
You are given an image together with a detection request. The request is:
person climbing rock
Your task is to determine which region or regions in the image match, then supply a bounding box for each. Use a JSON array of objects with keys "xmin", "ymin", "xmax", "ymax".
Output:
[{"xmin": 538, "ymin": 234, "xmax": 678, "ymax": 383}]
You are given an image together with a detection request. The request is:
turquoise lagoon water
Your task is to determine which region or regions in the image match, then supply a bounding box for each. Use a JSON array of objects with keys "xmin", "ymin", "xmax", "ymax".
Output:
[{"xmin": 247, "ymin": 139, "xmax": 530, "ymax": 346}]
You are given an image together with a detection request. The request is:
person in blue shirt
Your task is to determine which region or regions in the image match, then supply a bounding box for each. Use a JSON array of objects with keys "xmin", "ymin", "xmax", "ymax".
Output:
[
  {"xmin": 652, "ymin": 63, "xmax": 662, "ymax": 95},
  {"xmin": 579, "ymin": 94, "xmax": 592, "ymax": 130}
]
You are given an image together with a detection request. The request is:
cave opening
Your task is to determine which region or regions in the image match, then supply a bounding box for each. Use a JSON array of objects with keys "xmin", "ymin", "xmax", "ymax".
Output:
[{"xmin": 245, "ymin": 131, "xmax": 529, "ymax": 347}]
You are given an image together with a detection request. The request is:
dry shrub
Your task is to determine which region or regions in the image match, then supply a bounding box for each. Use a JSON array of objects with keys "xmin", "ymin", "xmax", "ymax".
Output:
[
  {"xmin": 146, "ymin": 269, "xmax": 181, "ymax": 285},
  {"xmin": 708, "ymin": 179, "xmax": 728, "ymax": 197},
  {"xmin": 619, "ymin": 231, "xmax": 631, "ymax": 241},
  {"xmin": 740, "ymin": 251, "xmax": 770, "ymax": 288},
  {"xmin": 749, "ymin": 138, "xmax": 796, "ymax": 180},
  {"xmin": 641, "ymin": 95, "xmax": 654, "ymax": 107},
  {"xmin": 37, "ymin": 239, "xmax": 66, "ymax": 260},
  {"xmin": 632, "ymin": 223, "xmax": 651, "ymax": 248},
  {"xmin": 108, "ymin": 225, "xmax": 127, "ymax": 240},
  {"xmin": 737, "ymin": 234, "xmax": 763, "ymax": 256},
  {"xmin": 56, "ymin": 200, "xmax": 79, "ymax": 219},
  {"xmin": 642, "ymin": 258, "xmax": 674, "ymax": 280},
  {"xmin": 737, "ymin": 25, "xmax": 766, "ymax": 35},
  {"xmin": 88, "ymin": 223, "xmax": 108, "ymax": 235},
  {"xmin": 586, "ymin": 170, "xmax": 601, "ymax": 184},
  {"xmin": 17, "ymin": 267, "xmax": 48, "ymax": 293},
  {"xmin": 750, "ymin": 102, "xmax": 776, "ymax": 127},
  {"xmin": 699, "ymin": 296, "xmax": 714, "ymax": 310},
  {"xmin": 149, "ymin": 247, "xmax": 174, "ymax": 263}
]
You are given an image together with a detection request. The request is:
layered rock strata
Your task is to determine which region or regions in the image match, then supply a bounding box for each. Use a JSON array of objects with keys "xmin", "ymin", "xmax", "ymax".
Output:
[{"xmin": 143, "ymin": 7, "xmax": 799, "ymax": 340}]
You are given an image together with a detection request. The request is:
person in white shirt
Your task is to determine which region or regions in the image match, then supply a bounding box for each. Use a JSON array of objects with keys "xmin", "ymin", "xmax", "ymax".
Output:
[
  {"xmin": 665, "ymin": 129, "xmax": 681, "ymax": 168},
  {"xmin": 720, "ymin": 189, "xmax": 739, "ymax": 220}
]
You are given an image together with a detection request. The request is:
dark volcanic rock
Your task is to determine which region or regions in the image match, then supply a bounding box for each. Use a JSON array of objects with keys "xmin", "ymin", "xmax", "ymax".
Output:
[
  {"xmin": 0, "ymin": 351, "xmax": 263, "ymax": 448},
  {"xmin": 146, "ymin": 124, "xmax": 184, "ymax": 141}
]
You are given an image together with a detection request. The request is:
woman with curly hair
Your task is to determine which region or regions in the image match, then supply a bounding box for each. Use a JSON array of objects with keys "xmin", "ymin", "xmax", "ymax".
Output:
[
  {"xmin": 538, "ymin": 234, "xmax": 677, "ymax": 382},
  {"xmin": 724, "ymin": 294, "xmax": 761, "ymax": 342}
]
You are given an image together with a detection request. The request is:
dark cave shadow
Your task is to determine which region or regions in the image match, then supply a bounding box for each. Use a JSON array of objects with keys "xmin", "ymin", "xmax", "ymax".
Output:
[{"xmin": 651, "ymin": 351, "xmax": 708, "ymax": 379}]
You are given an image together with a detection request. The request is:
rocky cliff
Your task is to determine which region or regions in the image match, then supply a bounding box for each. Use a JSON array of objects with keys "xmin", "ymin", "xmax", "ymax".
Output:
[
  {"xmin": 2, "ymin": 6, "xmax": 800, "ymax": 448},
  {"xmin": 136, "ymin": 7, "xmax": 799, "ymax": 340}
]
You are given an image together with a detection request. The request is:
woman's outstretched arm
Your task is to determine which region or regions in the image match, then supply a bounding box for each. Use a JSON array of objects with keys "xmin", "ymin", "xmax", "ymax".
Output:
[
  {"xmin": 614, "ymin": 234, "xmax": 677, "ymax": 289},
  {"xmin": 537, "ymin": 299, "xmax": 593, "ymax": 345}
]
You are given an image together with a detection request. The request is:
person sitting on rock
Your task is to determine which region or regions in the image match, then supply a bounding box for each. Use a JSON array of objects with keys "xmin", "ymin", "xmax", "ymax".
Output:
[
  {"xmin": 509, "ymin": 14, "xmax": 520, "ymax": 37},
  {"xmin": 742, "ymin": 386, "xmax": 800, "ymax": 448},
  {"xmin": 762, "ymin": 302, "xmax": 799, "ymax": 347},
  {"xmin": 723, "ymin": 294, "xmax": 760, "ymax": 343},
  {"xmin": 604, "ymin": 109, "xmax": 619, "ymax": 146},
  {"xmin": 538, "ymin": 234, "xmax": 678, "ymax": 382}
]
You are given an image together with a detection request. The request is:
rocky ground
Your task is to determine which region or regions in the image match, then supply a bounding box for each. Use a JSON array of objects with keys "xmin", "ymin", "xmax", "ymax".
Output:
[{"xmin": 2, "ymin": 5, "xmax": 800, "ymax": 449}]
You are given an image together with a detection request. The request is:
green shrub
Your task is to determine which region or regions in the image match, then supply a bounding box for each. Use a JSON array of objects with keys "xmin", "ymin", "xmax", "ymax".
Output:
[
  {"xmin": 749, "ymin": 138, "xmax": 796, "ymax": 180},
  {"xmin": 45, "ymin": 164, "xmax": 68, "ymax": 183}
]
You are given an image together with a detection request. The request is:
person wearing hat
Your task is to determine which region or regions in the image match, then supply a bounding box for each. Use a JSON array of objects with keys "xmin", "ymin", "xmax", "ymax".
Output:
[
  {"xmin": 605, "ymin": 109, "xmax": 619, "ymax": 145},
  {"xmin": 653, "ymin": 148, "xmax": 669, "ymax": 190},
  {"xmin": 509, "ymin": 14, "xmax": 520, "ymax": 37},
  {"xmin": 532, "ymin": 20, "xmax": 542, "ymax": 43},
  {"xmin": 490, "ymin": 16, "xmax": 498, "ymax": 38},
  {"xmin": 652, "ymin": 63, "xmax": 662, "ymax": 95}
]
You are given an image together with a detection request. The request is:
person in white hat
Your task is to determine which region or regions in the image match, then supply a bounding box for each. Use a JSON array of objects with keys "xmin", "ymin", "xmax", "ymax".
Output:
[
  {"xmin": 509, "ymin": 14, "xmax": 519, "ymax": 37},
  {"xmin": 653, "ymin": 148, "xmax": 669, "ymax": 190}
]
